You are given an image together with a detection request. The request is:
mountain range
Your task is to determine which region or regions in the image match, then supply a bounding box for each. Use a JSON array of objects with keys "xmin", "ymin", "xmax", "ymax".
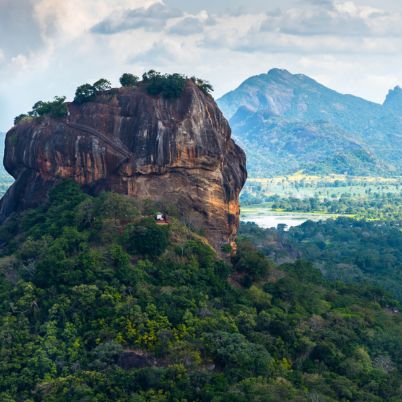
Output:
[{"xmin": 218, "ymin": 69, "xmax": 402, "ymax": 177}]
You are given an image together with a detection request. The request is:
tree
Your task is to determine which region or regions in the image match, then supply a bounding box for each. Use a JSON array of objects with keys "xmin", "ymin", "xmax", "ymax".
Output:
[
  {"xmin": 27, "ymin": 96, "xmax": 68, "ymax": 118},
  {"xmin": 191, "ymin": 77, "xmax": 214, "ymax": 95},
  {"xmin": 204, "ymin": 331, "xmax": 272, "ymax": 376},
  {"xmin": 142, "ymin": 70, "xmax": 187, "ymax": 99},
  {"xmin": 120, "ymin": 73, "xmax": 139, "ymax": 87},
  {"xmin": 74, "ymin": 79, "xmax": 112, "ymax": 104},
  {"xmin": 92, "ymin": 78, "xmax": 111, "ymax": 92},
  {"xmin": 96, "ymin": 192, "xmax": 139, "ymax": 223},
  {"xmin": 142, "ymin": 69, "xmax": 159, "ymax": 82},
  {"xmin": 30, "ymin": 100, "xmax": 49, "ymax": 116},
  {"xmin": 159, "ymin": 73, "xmax": 186, "ymax": 99},
  {"xmin": 14, "ymin": 114, "xmax": 30, "ymax": 125},
  {"xmin": 124, "ymin": 218, "xmax": 169, "ymax": 257},
  {"xmin": 74, "ymin": 83, "xmax": 96, "ymax": 104},
  {"xmin": 232, "ymin": 240, "xmax": 272, "ymax": 284}
]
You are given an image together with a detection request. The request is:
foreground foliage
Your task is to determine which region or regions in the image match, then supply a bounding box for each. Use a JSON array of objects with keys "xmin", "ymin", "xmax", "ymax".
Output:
[{"xmin": 0, "ymin": 182, "xmax": 401, "ymax": 401}]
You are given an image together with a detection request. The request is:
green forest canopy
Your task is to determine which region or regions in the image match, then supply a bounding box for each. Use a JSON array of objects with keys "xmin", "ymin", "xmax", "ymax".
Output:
[{"xmin": 0, "ymin": 181, "xmax": 401, "ymax": 401}]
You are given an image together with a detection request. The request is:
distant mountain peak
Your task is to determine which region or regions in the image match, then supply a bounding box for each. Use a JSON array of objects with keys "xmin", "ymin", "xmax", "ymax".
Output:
[
  {"xmin": 266, "ymin": 68, "xmax": 315, "ymax": 83},
  {"xmin": 217, "ymin": 68, "xmax": 401, "ymax": 177},
  {"xmin": 383, "ymin": 85, "xmax": 402, "ymax": 111},
  {"xmin": 388, "ymin": 85, "xmax": 402, "ymax": 94},
  {"xmin": 267, "ymin": 68, "xmax": 292, "ymax": 77}
]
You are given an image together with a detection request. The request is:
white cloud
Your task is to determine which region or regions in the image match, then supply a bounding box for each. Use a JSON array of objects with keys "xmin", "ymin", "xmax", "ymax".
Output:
[
  {"xmin": 34, "ymin": 0, "xmax": 157, "ymax": 37},
  {"xmin": 168, "ymin": 17, "xmax": 205, "ymax": 35},
  {"xmin": 10, "ymin": 54, "xmax": 29, "ymax": 69},
  {"xmin": 260, "ymin": 0, "xmax": 402, "ymax": 37},
  {"xmin": 2, "ymin": 0, "xmax": 402, "ymax": 130},
  {"xmin": 130, "ymin": 40, "xmax": 186, "ymax": 65},
  {"xmin": 92, "ymin": 2, "xmax": 181, "ymax": 34}
]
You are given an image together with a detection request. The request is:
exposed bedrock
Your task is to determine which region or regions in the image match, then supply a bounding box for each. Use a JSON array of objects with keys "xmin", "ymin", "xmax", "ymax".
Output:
[{"xmin": 1, "ymin": 80, "xmax": 247, "ymax": 250}]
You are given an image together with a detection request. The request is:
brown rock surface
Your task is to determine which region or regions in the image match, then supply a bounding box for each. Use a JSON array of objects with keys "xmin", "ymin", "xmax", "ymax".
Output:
[{"xmin": 0, "ymin": 80, "xmax": 247, "ymax": 249}]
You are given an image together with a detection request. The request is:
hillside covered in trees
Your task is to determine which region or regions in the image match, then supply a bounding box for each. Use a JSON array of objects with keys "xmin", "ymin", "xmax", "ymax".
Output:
[
  {"xmin": 240, "ymin": 219, "xmax": 402, "ymax": 302},
  {"xmin": 0, "ymin": 182, "xmax": 401, "ymax": 401},
  {"xmin": 218, "ymin": 69, "xmax": 402, "ymax": 177}
]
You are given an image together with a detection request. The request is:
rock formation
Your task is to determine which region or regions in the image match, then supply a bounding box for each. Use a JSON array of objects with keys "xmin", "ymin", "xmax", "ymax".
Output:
[{"xmin": 0, "ymin": 80, "xmax": 247, "ymax": 250}]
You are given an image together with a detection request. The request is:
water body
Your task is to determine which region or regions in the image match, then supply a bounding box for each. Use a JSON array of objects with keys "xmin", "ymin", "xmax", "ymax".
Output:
[{"xmin": 241, "ymin": 209, "xmax": 333, "ymax": 230}]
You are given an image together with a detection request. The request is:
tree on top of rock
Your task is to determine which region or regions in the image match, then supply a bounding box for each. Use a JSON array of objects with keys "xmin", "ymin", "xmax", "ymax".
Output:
[
  {"xmin": 142, "ymin": 70, "xmax": 187, "ymax": 99},
  {"xmin": 15, "ymin": 96, "xmax": 68, "ymax": 124},
  {"xmin": 74, "ymin": 79, "xmax": 112, "ymax": 104},
  {"xmin": 93, "ymin": 79, "xmax": 111, "ymax": 92},
  {"xmin": 191, "ymin": 77, "xmax": 214, "ymax": 95},
  {"xmin": 120, "ymin": 73, "xmax": 139, "ymax": 87}
]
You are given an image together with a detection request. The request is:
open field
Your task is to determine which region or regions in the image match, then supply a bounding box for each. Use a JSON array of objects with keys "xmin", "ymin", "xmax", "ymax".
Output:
[
  {"xmin": 241, "ymin": 174, "xmax": 402, "ymax": 223},
  {"xmin": 248, "ymin": 172, "xmax": 401, "ymax": 184},
  {"xmin": 244, "ymin": 174, "xmax": 401, "ymax": 200}
]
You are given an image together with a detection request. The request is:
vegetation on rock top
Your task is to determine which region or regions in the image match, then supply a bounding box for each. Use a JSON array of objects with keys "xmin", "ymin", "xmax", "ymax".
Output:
[
  {"xmin": 141, "ymin": 70, "xmax": 213, "ymax": 99},
  {"xmin": 13, "ymin": 71, "xmax": 214, "ymax": 125},
  {"xmin": 74, "ymin": 79, "xmax": 112, "ymax": 104},
  {"xmin": 14, "ymin": 96, "xmax": 68, "ymax": 125}
]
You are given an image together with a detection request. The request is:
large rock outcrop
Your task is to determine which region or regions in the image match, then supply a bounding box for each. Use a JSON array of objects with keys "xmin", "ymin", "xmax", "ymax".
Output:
[{"xmin": 0, "ymin": 80, "xmax": 247, "ymax": 249}]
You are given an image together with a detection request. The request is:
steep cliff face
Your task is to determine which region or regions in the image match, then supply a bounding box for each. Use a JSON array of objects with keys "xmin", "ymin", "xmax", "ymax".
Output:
[{"xmin": 1, "ymin": 80, "xmax": 247, "ymax": 249}]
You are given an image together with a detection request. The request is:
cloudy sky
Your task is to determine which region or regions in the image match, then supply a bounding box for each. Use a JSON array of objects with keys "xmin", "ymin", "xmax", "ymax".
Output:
[{"xmin": 1, "ymin": 0, "xmax": 402, "ymax": 130}]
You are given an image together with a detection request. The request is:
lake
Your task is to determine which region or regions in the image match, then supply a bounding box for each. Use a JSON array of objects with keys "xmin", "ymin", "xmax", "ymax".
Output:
[{"xmin": 241, "ymin": 208, "xmax": 334, "ymax": 229}]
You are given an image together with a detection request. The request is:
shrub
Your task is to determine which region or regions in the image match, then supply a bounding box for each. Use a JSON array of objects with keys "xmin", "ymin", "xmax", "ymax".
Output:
[{"xmin": 120, "ymin": 73, "xmax": 139, "ymax": 87}]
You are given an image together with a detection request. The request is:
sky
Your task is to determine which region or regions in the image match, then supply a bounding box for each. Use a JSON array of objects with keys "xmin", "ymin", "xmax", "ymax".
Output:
[{"xmin": 1, "ymin": 0, "xmax": 402, "ymax": 131}]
